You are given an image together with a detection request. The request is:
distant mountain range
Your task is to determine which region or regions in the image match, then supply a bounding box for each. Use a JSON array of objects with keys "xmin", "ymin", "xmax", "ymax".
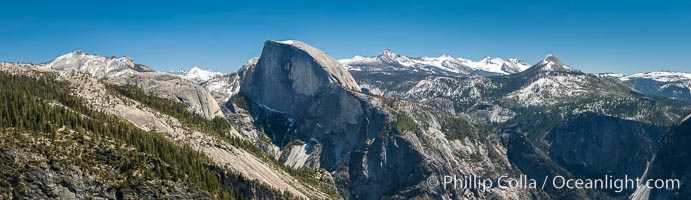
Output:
[{"xmin": 339, "ymin": 49, "xmax": 531, "ymax": 76}]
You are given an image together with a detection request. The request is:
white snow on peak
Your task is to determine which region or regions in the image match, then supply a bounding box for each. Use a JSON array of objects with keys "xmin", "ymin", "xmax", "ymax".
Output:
[
  {"xmin": 169, "ymin": 66, "xmax": 223, "ymax": 84},
  {"xmin": 276, "ymin": 40, "xmax": 295, "ymax": 45},
  {"xmin": 45, "ymin": 50, "xmax": 145, "ymax": 78},
  {"xmin": 382, "ymin": 49, "xmax": 397, "ymax": 57},
  {"xmin": 504, "ymin": 58, "xmax": 532, "ymax": 72},
  {"xmin": 339, "ymin": 50, "xmax": 530, "ymax": 75},
  {"xmin": 463, "ymin": 56, "xmax": 510, "ymax": 74},
  {"xmin": 534, "ymin": 54, "xmax": 574, "ymax": 72},
  {"xmin": 600, "ymin": 71, "xmax": 691, "ymax": 83},
  {"xmin": 600, "ymin": 71, "xmax": 691, "ymax": 97}
]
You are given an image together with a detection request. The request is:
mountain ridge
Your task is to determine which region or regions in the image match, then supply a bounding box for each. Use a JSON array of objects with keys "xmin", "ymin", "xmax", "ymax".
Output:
[{"xmin": 339, "ymin": 49, "xmax": 531, "ymax": 75}]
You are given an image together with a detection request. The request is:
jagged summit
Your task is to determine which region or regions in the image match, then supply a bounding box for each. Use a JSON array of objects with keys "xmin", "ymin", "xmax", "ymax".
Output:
[
  {"xmin": 543, "ymin": 54, "xmax": 563, "ymax": 65},
  {"xmin": 523, "ymin": 54, "xmax": 575, "ymax": 74},
  {"xmin": 46, "ymin": 50, "xmax": 153, "ymax": 78},
  {"xmin": 67, "ymin": 50, "xmax": 87, "ymax": 56},
  {"xmin": 381, "ymin": 49, "xmax": 397, "ymax": 58},
  {"xmin": 374, "ymin": 49, "xmax": 417, "ymax": 66},
  {"xmin": 502, "ymin": 58, "xmax": 531, "ymax": 73}
]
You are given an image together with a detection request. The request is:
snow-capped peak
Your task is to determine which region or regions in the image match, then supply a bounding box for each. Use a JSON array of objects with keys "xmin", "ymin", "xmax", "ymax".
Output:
[
  {"xmin": 373, "ymin": 49, "xmax": 417, "ymax": 67},
  {"xmin": 382, "ymin": 49, "xmax": 397, "ymax": 58},
  {"xmin": 420, "ymin": 54, "xmax": 457, "ymax": 62},
  {"xmin": 502, "ymin": 58, "xmax": 531, "ymax": 73},
  {"xmin": 169, "ymin": 66, "xmax": 223, "ymax": 84},
  {"xmin": 532, "ymin": 54, "xmax": 574, "ymax": 72},
  {"xmin": 438, "ymin": 54, "xmax": 454, "ymax": 60},
  {"xmin": 339, "ymin": 50, "xmax": 532, "ymax": 75},
  {"xmin": 478, "ymin": 56, "xmax": 503, "ymax": 65}
]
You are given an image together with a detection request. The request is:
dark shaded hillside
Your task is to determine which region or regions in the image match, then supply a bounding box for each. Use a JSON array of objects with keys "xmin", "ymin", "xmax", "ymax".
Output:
[{"xmin": 547, "ymin": 112, "xmax": 666, "ymax": 183}]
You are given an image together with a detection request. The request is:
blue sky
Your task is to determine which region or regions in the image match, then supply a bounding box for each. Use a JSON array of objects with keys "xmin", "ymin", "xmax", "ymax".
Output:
[{"xmin": 1, "ymin": 0, "xmax": 690, "ymax": 74}]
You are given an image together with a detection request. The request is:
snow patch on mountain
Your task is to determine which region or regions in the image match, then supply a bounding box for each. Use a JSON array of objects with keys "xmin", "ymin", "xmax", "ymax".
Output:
[
  {"xmin": 339, "ymin": 50, "xmax": 530, "ymax": 75},
  {"xmin": 507, "ymin": 75, "xmax": 588, "ymax": 106},
  {"xmin": 627, "ymin": 71, "xmax": 691, "ymax": 82},
  {"xmin": 169, "ymin": 66, "xmax": 223, "ymax": 83},
  {"xmin": 597, "ymin": 73, "xmax": 627, "ymax": 80},
  {"xmin": 535, "ymin": 54, "xmax": 574, "ymax": 72},
  {"xmin": 598, "ymin": 71, "xmax": 691, "ymax": 98},
  {"xmin": 172, "ymin": 59, "xmax": 258, "ymax": 105}
]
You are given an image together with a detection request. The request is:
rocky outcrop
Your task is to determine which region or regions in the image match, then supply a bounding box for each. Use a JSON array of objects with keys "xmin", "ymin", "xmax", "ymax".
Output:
[
  {"xmin": 44, "ymin": 51, "xmax": 224, "ymax": 119},
  {"xmin": 107, "ymin": 72, "xmax": 224, "ymax": 119}
]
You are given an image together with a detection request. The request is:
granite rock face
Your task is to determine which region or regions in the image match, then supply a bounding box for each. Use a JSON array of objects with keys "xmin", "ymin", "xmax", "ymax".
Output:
[
  {"xmin": 107, "ymin": 72, "xmax": 224, "ymax": 119},
  {"xmin": 240, "ymin": 40, "xmax": 423, "ymax": 199},
  {"xmin": 239, "ymin": 40, "xmax": 376, "ymax": 170},
  {"xmin": 238, "ymin": 40, "xmax": 534, "ymax": 199}
]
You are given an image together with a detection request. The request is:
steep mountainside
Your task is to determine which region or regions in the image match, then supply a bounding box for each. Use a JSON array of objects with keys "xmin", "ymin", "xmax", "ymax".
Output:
[
  {"xmin": 632, "ymin": 113, "xmax": 691, "ymax": 200},
  {"xmin": 234, "ymin": 40, "xmax": 540, "ymax": 199}
]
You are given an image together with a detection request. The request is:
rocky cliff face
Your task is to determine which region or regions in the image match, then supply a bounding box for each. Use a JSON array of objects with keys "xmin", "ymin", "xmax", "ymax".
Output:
[
  {"xmin": 547, "ymin": 113, "xmax": 666, "ymax": 192},
  {"xmin": 238, "ymin": 40, "xmax": 536, "ymax": 199},
  {"xmin": 239, "ymin": 40, "xmax": 383, "ymax": 170},
  {"xmin": 106, "ymin": 72, "xmax": 224, "ymax": 119},
  {"xmin": 632, "ymin": 113, "xmax": 691, "ymax": 200}
]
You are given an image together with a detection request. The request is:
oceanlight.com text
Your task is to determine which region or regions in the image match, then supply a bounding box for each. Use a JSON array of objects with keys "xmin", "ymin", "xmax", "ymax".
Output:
[{"xmin": 426, "ymin": 174, "xmax": 680, "ymax": 193}]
